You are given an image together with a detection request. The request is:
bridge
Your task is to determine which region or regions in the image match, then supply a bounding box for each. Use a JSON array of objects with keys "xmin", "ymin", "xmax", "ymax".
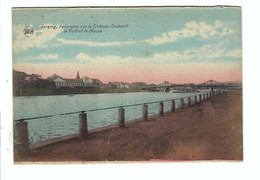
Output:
[{"xmin": 141, "ymin": 80, "xmax": 242, "ymax": 92}]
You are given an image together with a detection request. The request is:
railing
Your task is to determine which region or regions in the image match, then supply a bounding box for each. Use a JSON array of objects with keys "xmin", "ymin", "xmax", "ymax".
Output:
[{"xmin": 14, "ymin": 89, "xmax": 225, "ymax": 155}]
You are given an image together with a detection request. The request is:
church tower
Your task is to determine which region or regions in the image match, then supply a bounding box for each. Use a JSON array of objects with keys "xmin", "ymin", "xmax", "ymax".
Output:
[{"xmin": 76, "ymin": 71, "xmax": 80, "ymax": 79}]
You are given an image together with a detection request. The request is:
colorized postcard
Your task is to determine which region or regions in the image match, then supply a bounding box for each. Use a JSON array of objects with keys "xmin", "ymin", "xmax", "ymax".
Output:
[{"xmin": 12, "ymin": 6, "xmax": 242, "ymax": 163}]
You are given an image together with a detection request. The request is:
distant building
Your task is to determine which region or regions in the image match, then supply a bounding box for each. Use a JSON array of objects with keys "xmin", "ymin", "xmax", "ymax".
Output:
[
  {"xmin": 50, "ymin": 72, "xmax": 101, "ymax": 88},
  {"xmin": 99, "ymin": 83, "xmax": 113, "ymax": 89},
  {"xmin": 109, "ymin": 81, "xmax": 130, "ymax": 89},
  {"xmin": 53, "ymin": 77, "xmax": 84, "ymax": 88},
  {"xmin": 47, "ymin": 73, "xmax": 61, "ymax": 81},
  {"xmin": 129, "ymin": 82, "xmax": 147, "ymax": 89},
  {"xmin": 100, "ymin": 82, "xmax": 117, "ymax": 89},
  {"xmin": 92, "ymin": 79, "xmax": 102, "ymax": 88},
  {"xmin": 82, "ymin": 76, "xmax": 94, "ymax": 87}
]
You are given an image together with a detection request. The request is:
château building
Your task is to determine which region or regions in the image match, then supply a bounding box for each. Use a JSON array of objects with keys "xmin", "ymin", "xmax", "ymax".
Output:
[{"xmin": 50, "ymin": 72, "xmax": 101, "ymax": 88}]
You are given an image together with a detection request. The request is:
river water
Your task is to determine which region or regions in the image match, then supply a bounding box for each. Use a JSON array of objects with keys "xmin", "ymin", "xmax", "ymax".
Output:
[{"xmin": 13, "ymin": 91, "xmax": 210, "ymax": 144}]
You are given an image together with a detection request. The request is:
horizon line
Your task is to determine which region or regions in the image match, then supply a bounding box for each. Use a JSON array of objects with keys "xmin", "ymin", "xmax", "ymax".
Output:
[{"xmin": 13, "ymin": 68, "xmax": 242, "ymax": 85}]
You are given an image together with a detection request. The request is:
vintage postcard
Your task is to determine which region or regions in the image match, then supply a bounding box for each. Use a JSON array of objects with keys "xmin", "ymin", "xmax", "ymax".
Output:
[{"xmin": 12, "ymin": 6, "xmax": 242, "ymax": 162}]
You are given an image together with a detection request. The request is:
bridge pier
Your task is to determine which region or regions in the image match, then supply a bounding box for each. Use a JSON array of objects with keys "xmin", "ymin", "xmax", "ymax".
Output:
[
  {"xmin": 164, "ymin": 87, "xmax": 170, "ymax": 92},
  {"xmin": 188, "ymin": 97, "xmax": 191, "ymax": 106}
]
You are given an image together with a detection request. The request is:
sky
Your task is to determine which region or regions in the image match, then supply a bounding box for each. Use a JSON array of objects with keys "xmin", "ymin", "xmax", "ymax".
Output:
[{"xmin": 12, "ymin": 7, "xmax": 242, "ymax": 84}]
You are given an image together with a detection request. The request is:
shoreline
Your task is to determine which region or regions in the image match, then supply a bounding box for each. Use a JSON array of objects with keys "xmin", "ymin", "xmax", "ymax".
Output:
[
  {"xmin": 13, "ymin": 88, "xmax": 213, "ymax": 97},
  {"xmin": 13, "ymin": 88, "xmax": 141, "ymax": 97},
  {"xmin": 14, "ymin": 90, "xmax": 242, "ymax": 162}
]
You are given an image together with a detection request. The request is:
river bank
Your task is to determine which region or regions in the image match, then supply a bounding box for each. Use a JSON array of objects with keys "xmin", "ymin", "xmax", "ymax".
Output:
[
  {"xmin": 13, "ymin": 87, "xmax": 140, "ymax": 96},
  {"xmin": 14, "ymin": 90, "xmax": 243, "ymax": 162}
]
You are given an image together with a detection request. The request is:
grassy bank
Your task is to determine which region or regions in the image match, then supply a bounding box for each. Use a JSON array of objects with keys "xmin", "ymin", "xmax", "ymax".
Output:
[{"xmin": 13, "ymin": 87, "xmax": 140, "ymax": 96}]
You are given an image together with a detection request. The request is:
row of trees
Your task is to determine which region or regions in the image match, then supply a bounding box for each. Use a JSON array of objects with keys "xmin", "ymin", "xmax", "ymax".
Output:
[{"xmin": 13, "ymin": 69, "xmax": 55, "ymax": 88}]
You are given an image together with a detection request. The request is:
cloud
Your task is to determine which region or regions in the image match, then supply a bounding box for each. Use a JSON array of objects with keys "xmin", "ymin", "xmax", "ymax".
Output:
[
  {"xmin": 75, "ymin": 44, "xmax": 241, "ymax": 66},
  {"xmin": 57, "ymin": 21, "xmax": 235, "ymax": 47},
  {"xmin": 214, "ymin": 20, "xmax": 224, "ymax": 28},
  {"xmin": 39, "ymin": 54, "xmax": 59, "ymax": 59},
  {"xmin": 12, "ymin": 21, "xmax": 235, "ymax": 52},
  {"xmin": 15, "ymin": 42, "xmax": 241, "ymax": 65},
  {"xmin": 146, "ymin": 21, "xmax": 235, "ymax": 45},
  {"xmin": 13, "ymin": 24, "xmax": 63, "ymax": 52},
  {"xmin": 226, "ymin": 49, "xmax": 242, "ymax": 58},
  {"xmin": 76, "ymin": 53, "xmax": 124, "ymax": 64},
  {"xmin": 15, "ymin": 54, "xmax": 59, "ymax": 62}
]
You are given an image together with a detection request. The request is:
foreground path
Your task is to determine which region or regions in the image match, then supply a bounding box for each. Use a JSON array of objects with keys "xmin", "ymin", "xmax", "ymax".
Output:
[{"xmin": 15, "ymin": 91, "xmax": 243, "ymax": 162}]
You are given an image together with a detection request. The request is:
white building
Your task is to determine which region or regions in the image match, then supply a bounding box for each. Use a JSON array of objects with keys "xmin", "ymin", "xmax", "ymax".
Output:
[
  {"xmin": 53, "ymin": 77, "xmax": 84, "ymax": 88},
  {"xmin": 51, "ymin": 72, "xmax": 101, "ymax": 88},
  {"xmin": 109, "ymin": 81, "xmax": 130, "ymax": 89}
]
